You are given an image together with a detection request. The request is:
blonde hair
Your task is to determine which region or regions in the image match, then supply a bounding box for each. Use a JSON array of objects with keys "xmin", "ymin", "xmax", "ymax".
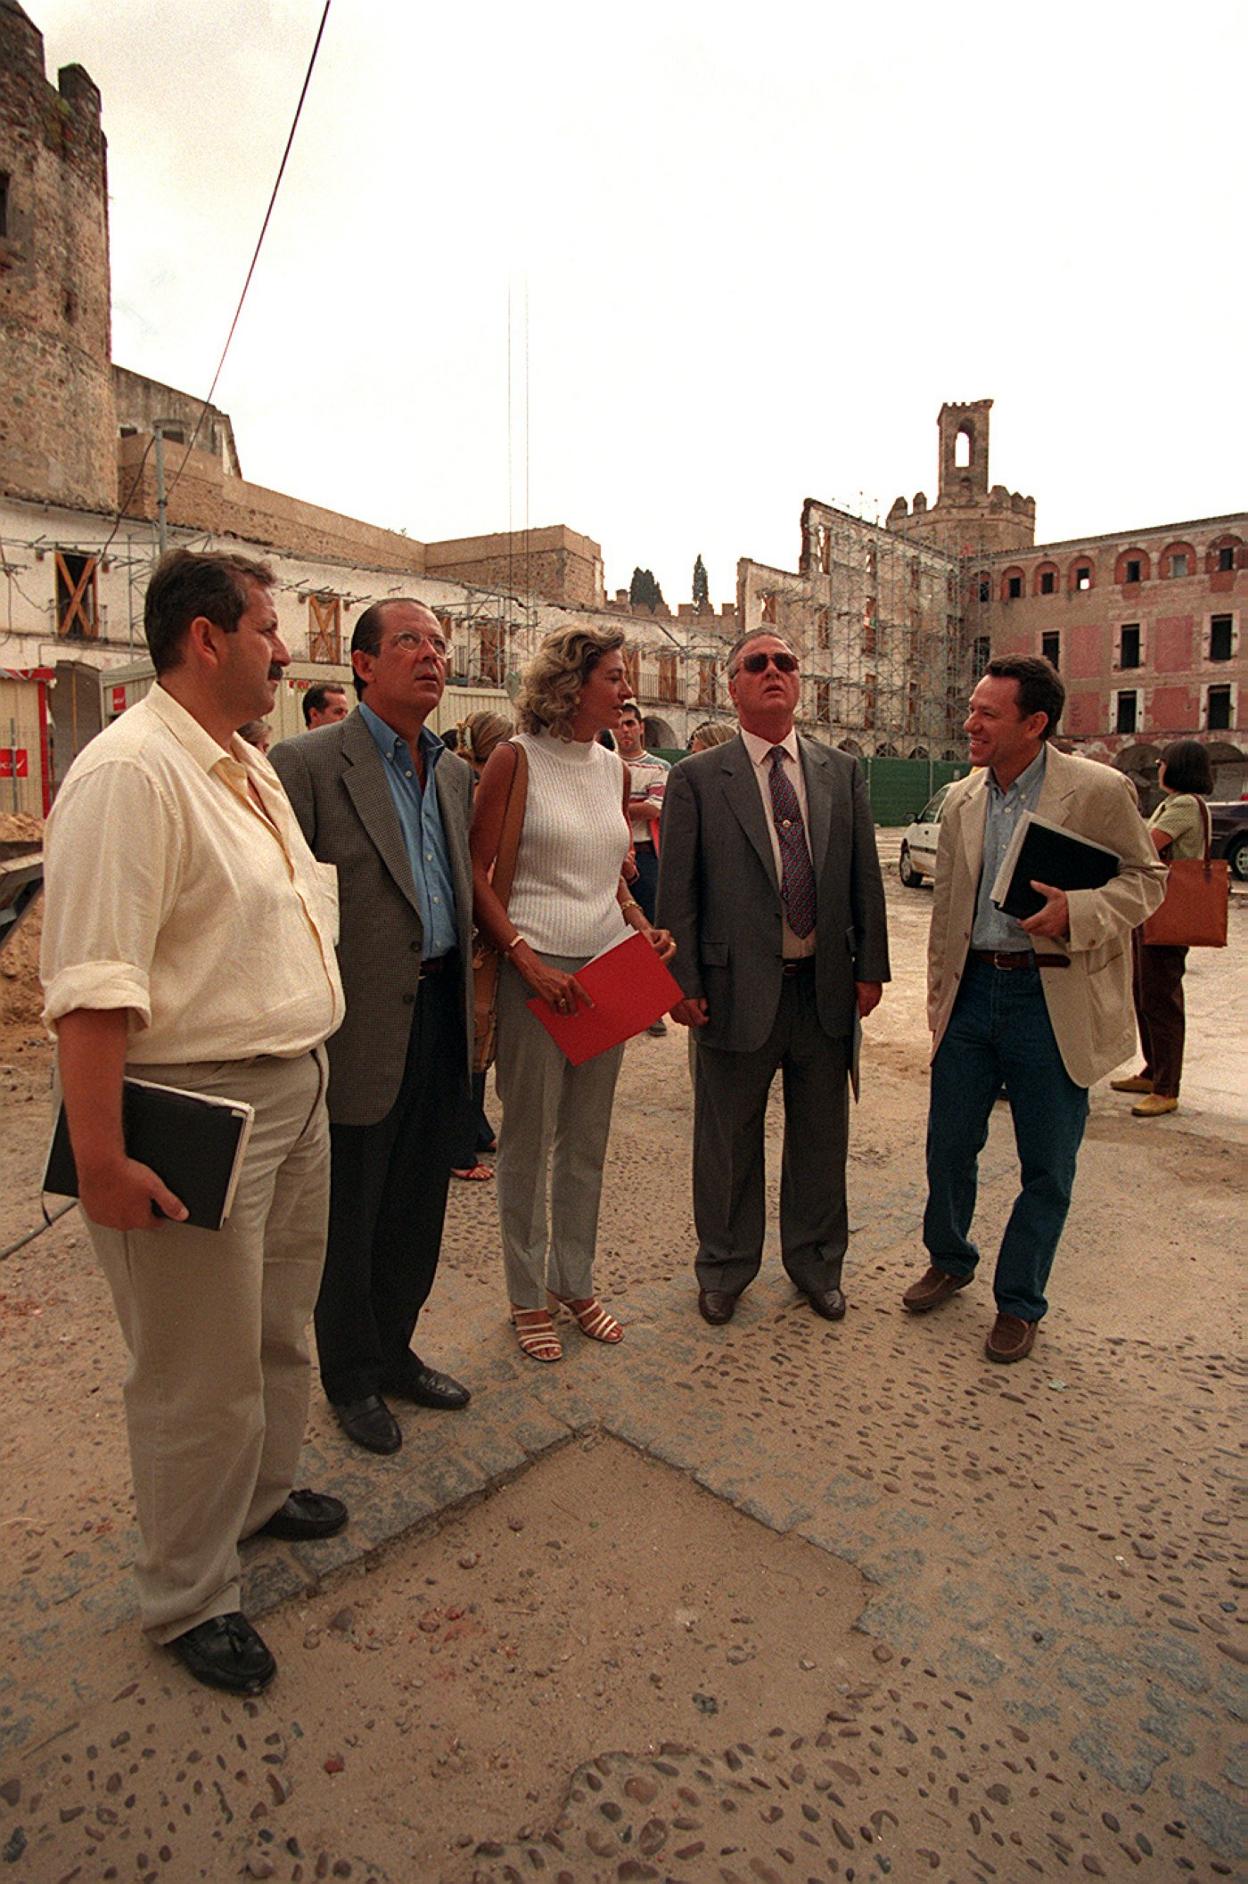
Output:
[
  {"xmin": 689, "ymin": 720, "xmax": 735, "ymax": 751},
  {"xmin": 457, "ymin": 710, "xmax": 512, "ymax": 766},
  {"xmin": 515, "ymin": 624, "xmax": 625, "ymax": 740}
]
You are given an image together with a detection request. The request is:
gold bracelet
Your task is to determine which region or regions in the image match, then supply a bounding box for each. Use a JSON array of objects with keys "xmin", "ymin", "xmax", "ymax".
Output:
[{"xmin": 620, "ymin": 899, "xmax": 641, "ymax": 916}]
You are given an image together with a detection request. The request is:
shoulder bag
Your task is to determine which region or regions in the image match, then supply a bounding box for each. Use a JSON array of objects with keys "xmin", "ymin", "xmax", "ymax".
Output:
[
  {"xmin": 1142, "ymin": 799, "xmax": 1229, "ymax": 948},
  {"xmin": 472, "ymin": 742, "xmax": 529, "ymax": 1072}
]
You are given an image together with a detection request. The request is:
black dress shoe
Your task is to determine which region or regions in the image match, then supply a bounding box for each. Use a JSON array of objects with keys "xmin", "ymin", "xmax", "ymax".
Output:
[
  {"xmin": 380, "ymin": 1359, "xmax": 471, "ymax": 1410},
  {"xmin": 169, "ymin": 1612, "xmax": 276, "ymax": 1695},
  {"xmin": 333, "ymin": 1393, "xmax": 402, "ymax": 1454},
  {"xmin": 257, "ymin": 1489, "xmax": 349, "ymax": 1540},
  {"xmin": 805, "ymin": 1286, "xmax": 847, "ymax": 1321},
  {"xmin": 698, "ymin": 1288, "xmax": 738, "ymax": 1326}
]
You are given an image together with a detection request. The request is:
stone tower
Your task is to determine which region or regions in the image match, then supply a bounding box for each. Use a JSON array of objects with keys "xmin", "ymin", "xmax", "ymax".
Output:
[
  {"xmin": 0, "ymin": 0, "xmax": 115, "ymax": 511},
  {"xmin": 887, "ymin": 400, "xmax": 1036, "ymax": 559}
]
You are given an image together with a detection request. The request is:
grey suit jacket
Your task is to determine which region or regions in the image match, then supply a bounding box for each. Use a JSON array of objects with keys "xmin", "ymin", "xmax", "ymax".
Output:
[
  {"xmin": 271, "ymin": 710, "xmax": 474, "ymax": 1127},
  {"xmin": 656, "ymin": 733, "xmax": 890, "ymax": 1054}
]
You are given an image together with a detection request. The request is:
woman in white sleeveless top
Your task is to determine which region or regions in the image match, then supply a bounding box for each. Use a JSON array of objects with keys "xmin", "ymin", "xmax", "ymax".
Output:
[{"xmin": 471, "ymin": 626, "xmax": 676, "ymax": 1361}]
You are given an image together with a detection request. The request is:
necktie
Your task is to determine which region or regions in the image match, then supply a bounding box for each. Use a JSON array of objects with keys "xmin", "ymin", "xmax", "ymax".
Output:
[{"xmin": 768, "ymin": 747, "xmax": 816, "ymax": 938}]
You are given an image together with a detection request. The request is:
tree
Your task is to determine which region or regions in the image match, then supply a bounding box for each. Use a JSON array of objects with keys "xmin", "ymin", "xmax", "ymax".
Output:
[
  {"xmin": 629, "ymin": 566, "xmax": 665, "ymax": 614},
  {"xmin": 692, "ymin": 553, "xmax": 709, "ymax": 613}
]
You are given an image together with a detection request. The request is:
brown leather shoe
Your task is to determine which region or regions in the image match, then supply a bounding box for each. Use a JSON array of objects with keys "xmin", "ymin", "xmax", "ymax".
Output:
[
  {"xmin": 901, "ymin": 1266, "xmax": 972, "ymax": 1313},
  {"xmin": 698, "ymin": 1288, "xmax": 738, "ymax": 1326},
  {"xmin": 984, "ymin": 1312, "xmax": 1037, "ymax": 1363}
]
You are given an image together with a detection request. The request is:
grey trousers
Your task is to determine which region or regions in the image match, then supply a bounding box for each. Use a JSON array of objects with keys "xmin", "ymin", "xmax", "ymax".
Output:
[
  {"xmin": 86, "ymin": 1049, "xmax": 329, "ymax": 1643},
  {"xmin": 692, "ymin": 970, "xmax": 849, "ymax": 1298},
  {"xmin": 494, "ymin": 955, "xmax": 624, "ymax": 1309}
]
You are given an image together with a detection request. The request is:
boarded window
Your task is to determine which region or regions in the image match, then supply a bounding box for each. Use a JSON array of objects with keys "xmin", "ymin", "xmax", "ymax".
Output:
[
  {"xmin": 55, "ymin": 551, "xmax": 99, "ymax": 639},
  {"xmin": 815, "ymin": 680, "xmax": 831, "ymax": 725},
  {"xmin": 308, "ymin": 594, "xmax": 341, "ymax": 664},
  {"xmin": 479, "ymin": 623, "xmax": 503, "ymax": 687},
  {"xmin": 623, "ymin": 644, "xmax": 640, "ymax": 699},
  {"xmin": 697, "ymin": 657, "xmax": 717, "ymax": 708},
  {"xmin": 1169, "ymin": 552, "xmax": 1188, "ymax": 578},
  {"xmin": 658, "ymin": 652, "xmax": 678, "ymax": 701},
  {"xmin": 863, "ymin": 673, "xmax": 877, "ymax": 729},
  {"xmin": 815, "ymin": 607, "xmax": 831, "ymax": 651}
]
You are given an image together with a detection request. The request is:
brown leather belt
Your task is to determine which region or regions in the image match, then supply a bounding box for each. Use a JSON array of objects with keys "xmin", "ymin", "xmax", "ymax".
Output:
[
  {"xmin": 418, "ymin": 952, "xmax": 456, "ymax": 978},
  {"xmin": 970, "ymin": 949, "xmax": 1069, "ymax": 971},
  {"xmin": 781, "ymin": 958, "xmax": 816, "ymax": 977}
]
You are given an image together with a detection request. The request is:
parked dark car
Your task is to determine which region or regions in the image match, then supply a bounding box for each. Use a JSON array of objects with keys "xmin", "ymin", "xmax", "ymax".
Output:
[{"xmin": 1209, "ymin": 801, "xmax": 1248, "ymax": 882}]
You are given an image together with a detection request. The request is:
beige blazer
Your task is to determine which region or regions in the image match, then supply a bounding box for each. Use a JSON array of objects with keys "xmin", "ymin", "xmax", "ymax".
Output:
[{"xmin": 927, "ymin": 747, "xmax": 1167, "ymax": 1088}]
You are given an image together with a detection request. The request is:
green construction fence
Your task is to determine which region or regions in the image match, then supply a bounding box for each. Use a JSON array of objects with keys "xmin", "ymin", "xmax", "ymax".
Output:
[{"xmin": 653, "ymin": 748, "xmax": 970, "ymax": 826}]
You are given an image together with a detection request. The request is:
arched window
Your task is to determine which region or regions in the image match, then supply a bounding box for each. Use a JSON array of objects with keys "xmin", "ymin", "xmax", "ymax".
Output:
[
  {"xmin": 1033, "ymin": 561, "xmax": 1060, "ymax": 597},
  {"xmin": 1001, "ymin": 567, "xmax": 1025, "ymax": 602},
  {"xmin": 1069, "ymin": 558, "xmax": 1094, "ymax": 593},
  {"xmin": 1207, "ymin": 534, "xmax": 1243, "ymax": 576},
  {"xmin": 1114, "ymin": 547, "xmax": 1151, "ymax": 585},
  {"xmin": 1160, "ymin": 542, "xmax": 1196, "ymax": 580}
]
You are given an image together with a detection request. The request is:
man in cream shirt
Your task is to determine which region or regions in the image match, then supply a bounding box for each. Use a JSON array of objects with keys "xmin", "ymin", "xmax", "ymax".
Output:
[{"xmin": 41, "ymin": 549, "xmax": 346, "ymax": 1696}]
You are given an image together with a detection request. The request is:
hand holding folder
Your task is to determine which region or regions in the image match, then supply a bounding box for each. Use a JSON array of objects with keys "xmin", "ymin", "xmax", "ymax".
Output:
[{"xmin": 527, "ymin": 932, "xmax": 683, "ymax": 1066}]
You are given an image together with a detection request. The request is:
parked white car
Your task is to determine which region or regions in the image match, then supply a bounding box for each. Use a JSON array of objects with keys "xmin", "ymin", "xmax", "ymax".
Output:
[{"xmin": 898, "ymin": 782, "xmax": 954, "ymax": 887}]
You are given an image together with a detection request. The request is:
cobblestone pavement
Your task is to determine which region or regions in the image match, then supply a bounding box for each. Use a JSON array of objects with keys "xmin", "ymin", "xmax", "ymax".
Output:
[{"xmin": 1, "ymin": 865, "xmax": 1244, "ymax": 1881}]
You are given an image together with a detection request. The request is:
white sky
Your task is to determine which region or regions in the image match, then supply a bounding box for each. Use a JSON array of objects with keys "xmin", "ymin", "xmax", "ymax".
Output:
[{"xmin": 33, "ymin": 0, "xmax": 1248, "ymax": 607}]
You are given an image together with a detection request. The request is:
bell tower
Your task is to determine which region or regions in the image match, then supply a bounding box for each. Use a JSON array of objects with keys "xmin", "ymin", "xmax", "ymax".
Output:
[{"xmin": 887, "ymin": 400, "xmax": 1036, "ymax": 558}]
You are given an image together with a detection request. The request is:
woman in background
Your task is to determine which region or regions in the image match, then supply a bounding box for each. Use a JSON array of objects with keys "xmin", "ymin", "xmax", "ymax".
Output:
[
  {"xmin": 451, "ymin": 712, "xmax": 513, "ymax": 1180},
  {"xmin": 1111, "ymin": 738, "xmax": 1215, "ymax": 1119},
  {"xmin": 470, "ymin": 626, "xmax": 674, "ymax": 1362},
  {"xmin": 688, "ymin": 720, "xmax": 735, "ymax": 754}
]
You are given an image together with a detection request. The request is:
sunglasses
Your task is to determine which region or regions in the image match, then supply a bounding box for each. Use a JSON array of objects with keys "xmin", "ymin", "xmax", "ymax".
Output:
[{"xmin": 738, "ymin": 650, "xmax": 799, "ymax": 675}]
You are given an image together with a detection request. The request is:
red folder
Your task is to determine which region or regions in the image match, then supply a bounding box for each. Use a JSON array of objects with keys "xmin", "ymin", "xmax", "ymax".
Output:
[{"xmin": 526, "ymin": 931, "xmax": 683, "ymax": 1066}]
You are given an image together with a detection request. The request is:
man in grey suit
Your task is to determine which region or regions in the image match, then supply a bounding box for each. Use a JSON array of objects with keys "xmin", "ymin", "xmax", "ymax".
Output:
[
  {"xmin": 272, "ymin": 600, "xmax": 474, "ymax": 1453},
  {"xmin": 657, "ymin": 629, "xmax": 890, "ymax": 1325}
]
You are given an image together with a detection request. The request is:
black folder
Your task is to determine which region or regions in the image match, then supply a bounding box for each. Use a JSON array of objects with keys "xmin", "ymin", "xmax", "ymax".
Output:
[
  {"xmin": 990, "ymin": 812, "xmax": 1120, "ymax": 922},
  {"xmin": 43, "ymin": 1079, "xmax": 255, "ymax": 1232}
]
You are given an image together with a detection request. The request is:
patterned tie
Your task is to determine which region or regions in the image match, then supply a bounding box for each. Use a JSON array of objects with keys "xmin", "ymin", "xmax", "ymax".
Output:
[{"xmin": 768, "ymin": 746, "xmax": 816, "ymax": 938}]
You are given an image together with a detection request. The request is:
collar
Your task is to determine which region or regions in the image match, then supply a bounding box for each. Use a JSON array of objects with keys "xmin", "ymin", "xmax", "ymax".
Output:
[
  {"xmin": 740, "ymin": 725, "xmax": 799, "ymax": 768},
  {"xmin": 988, "ymin": 744, "xmax": 1046, "ymax": 801},
  {"xmin": 358, "ymin": 700, "xmax": 444, "ymax": 768},
  {"xmin": 147, "ymin": 682, "xmax": 257, "ymax": 777}
]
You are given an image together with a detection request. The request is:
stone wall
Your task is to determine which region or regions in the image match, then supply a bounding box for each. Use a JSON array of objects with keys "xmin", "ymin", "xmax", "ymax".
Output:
[
  {"xmin": 0, "ymin": 7, "xmax": 115, "ymax": 512},
  {"xmin": 424, "ymin": 526, "xmax": 604, "ymax": 609}
]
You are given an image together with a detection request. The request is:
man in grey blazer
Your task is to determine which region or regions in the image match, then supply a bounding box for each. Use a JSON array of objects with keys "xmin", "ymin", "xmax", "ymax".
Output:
[
  {"xmin": 657, "ymin": 629, "xmax": 890, "ymax": 1325},
  {"xmin": 271, "ymin": 599, "xmax": 474, "ymax": 1453}
]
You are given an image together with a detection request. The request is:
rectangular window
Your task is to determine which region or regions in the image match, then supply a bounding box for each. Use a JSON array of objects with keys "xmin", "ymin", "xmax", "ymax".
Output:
[
  {"xmin": 697, "ymin": 657, "xmax": 717, "ymax": 708},
  {"xmin": 657, "ymin": 651, "xmax": 678, "ymax": 701},
  {"xmin": 1120, "ymin": 624, "xmax": 1141, "ymax": 668},
  {"xmin": 1041, "ymin": 631, "xmax": 1060, "ymax": 666},
  {"xmin": 1125, "ymin": 560, "xmax": 1141, "ymax": 583},
  {"xmin": 1115, "ymin": 691, "xmax": 1138, "ymax": 735},
  {"xmin": 1170, "ymin": 553, "xmax": 1188, "ymax": 578},
  {"xmin": 1218, "ymin": 546, "xmax": 1235, "ymax": 572},
  {"xmin": 1040, "ymin": 571, "xmax": 1056, "ymax": 595},
  {"xmin": 814, "ymin": 680, "xmax": 831, "ymax": 725},
  {"xmin": 479, "ymin": 622, "xmax": 503, "ymax": 686},
  {"xmin": 863, "ymin": 674, "xmax": 877, "ymax": 729},
  {"xmin": 978, "ymin": 579, "xmax": 990, "ymax": 603},
  {"xmin": 1075, "ymin": 567, "xmax": 1092, "ymax": 591},
  {"xmin": 1209, "ymin": 615, "xmax": 1233, "ymax": 661},
  {"xmin": 1207, "ymin": 685, "xmax": 1232, "ymax": 731},
  {"xmin": 55, "ymin": 550, "xmax": 100, "ymax": 639},
  {"xmin": 815, "ymin": 606, "xmax": 831, "ymax": 651},
  {"xmin": 307, "ymin": 594, "xmax": 341, "ymax": 664},
  {"xmin": 760, "ymin": 593, "xmax": 777, "ymax": 625},
  {"xmin": 1007, "ymin": 575, "xmax": 1022, "ymax": 600},
  {"xmin": 972, "ymin": 634, "xmax": 991, "ymax": 673}
]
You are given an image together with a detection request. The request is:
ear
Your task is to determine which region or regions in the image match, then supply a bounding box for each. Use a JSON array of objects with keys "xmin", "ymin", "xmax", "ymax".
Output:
[
  {"xmin": 350, "ymin": 647, "xmax": 373, "ymax": 689},
  {"xmin": 184, "ymin": 614, "xmax": 227, "ymax": 671}
]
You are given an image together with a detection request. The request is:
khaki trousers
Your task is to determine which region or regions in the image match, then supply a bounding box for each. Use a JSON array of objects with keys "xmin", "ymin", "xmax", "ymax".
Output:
[
  {"xmin": 87, "ymin": 1049, "xmax": 329, "ymax": 1643},
  {"xmin": 494, "ymin": 956, "xmax": 624, "ymax": 1309}
]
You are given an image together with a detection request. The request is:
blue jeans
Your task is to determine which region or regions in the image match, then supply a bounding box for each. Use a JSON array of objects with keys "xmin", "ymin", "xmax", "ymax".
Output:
[{"xmin": 923, "ymin": 957, "xmax": 1088, "ymax": 1322}]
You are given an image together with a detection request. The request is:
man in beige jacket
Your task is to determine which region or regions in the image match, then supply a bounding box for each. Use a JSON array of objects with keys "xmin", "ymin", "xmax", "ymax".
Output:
[{"xmin": 902, "ymin": 656, "xmax": 1166, "ymax": 1363}]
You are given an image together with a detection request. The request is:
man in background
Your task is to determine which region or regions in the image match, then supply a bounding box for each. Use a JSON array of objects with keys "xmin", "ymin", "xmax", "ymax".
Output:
[
  {"xmin": 617, "ymin": 700, "xmax": 670, "ymax": 1035},
  {"xmin": 302, "ymin": 682, "xmax": 349, "ymax": 729}
]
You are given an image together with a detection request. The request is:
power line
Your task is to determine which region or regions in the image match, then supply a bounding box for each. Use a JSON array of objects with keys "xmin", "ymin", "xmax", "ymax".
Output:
[{"xmin": 100, "ymin": 0, "xmax": 334, "ymax": 561}]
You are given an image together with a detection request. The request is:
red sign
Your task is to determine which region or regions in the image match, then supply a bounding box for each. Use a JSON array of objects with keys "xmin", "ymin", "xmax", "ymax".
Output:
[
  {"xmin": 112, "ymin": 686, "xmax": 127, "ymax": 715},
  {"xmin": 0, "ymin": 748, "xmax": 29, "ymax": 779}
]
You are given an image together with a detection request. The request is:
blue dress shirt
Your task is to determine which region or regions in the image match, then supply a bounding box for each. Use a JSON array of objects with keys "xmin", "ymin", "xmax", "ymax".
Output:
[
  {"xmin": 972, "ymin": 747, "xmax": 1048, "ymax": 950},
  {"xmin": 358, "ymin": 702, "xmax": 458, "ymax": 960}
]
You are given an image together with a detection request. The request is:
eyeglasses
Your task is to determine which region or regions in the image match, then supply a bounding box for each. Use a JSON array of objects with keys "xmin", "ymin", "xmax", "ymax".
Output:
[
  {"xmin": 738, "ymin": 650, "xmax": 799, "ymax": 675},
  {"xmin": 386, "ymin": 631, "xmax": 448, "ymax": 658}
]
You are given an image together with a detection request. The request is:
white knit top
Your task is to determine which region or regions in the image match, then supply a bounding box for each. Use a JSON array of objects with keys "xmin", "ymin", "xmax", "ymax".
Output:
[{"xmin": 509, "ymin": 732, "xmax": 631, "ymax": 957}]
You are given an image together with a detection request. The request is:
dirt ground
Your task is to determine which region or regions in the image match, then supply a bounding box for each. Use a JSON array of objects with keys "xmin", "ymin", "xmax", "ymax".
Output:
[{"xmin": 0, "ymin": 857, "xmax": 1244, "ymax": 1883}]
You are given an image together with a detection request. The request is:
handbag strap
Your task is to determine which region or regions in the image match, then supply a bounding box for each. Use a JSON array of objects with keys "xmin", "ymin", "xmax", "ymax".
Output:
[
  {"xmin": 1198, "ymin": 795, "xmax": 1212, "ymax": 865},
  {"xmin": 490, "ymin": 741, "xmax": 529, "ymax": 917}
]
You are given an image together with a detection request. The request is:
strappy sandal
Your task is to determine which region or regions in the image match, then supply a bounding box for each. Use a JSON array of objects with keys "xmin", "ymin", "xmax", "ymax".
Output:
[
  {"xmin": 511, "ymin": 1307, "xmax": 562, "ymax": 1363},
  {"xmin": 548, "ymin": 1293, "xmax": 624, "ymax": 1344},
  {"xmin": 451, "ymin": 1164, "xmax": 494, "ymax": 1181}
]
